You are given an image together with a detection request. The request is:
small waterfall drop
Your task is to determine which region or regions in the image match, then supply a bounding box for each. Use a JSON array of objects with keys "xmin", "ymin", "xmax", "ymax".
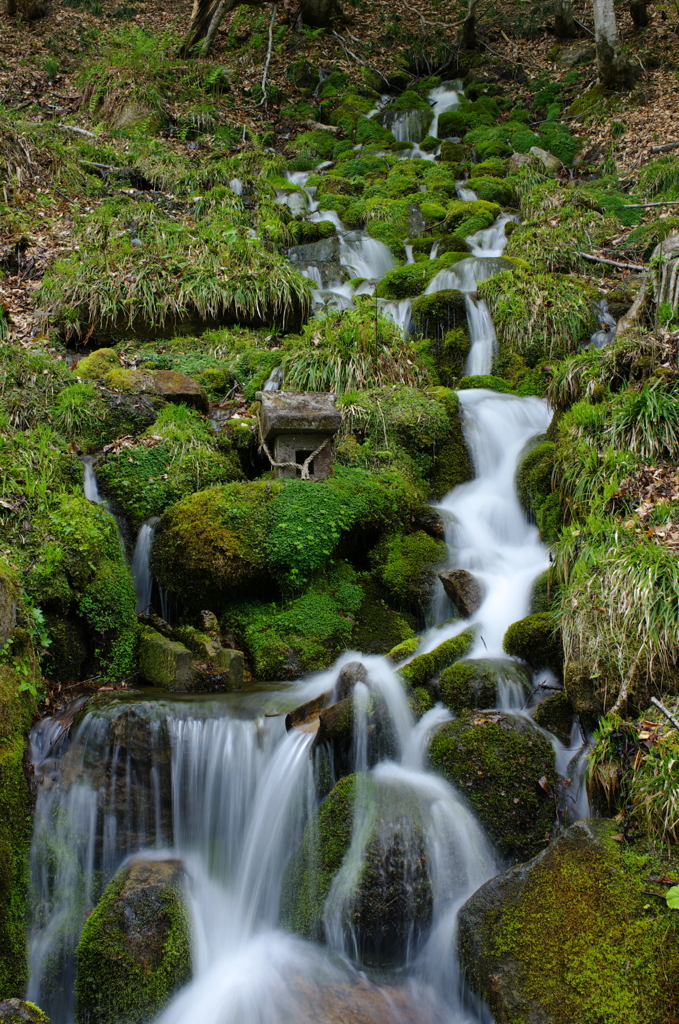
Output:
[
  {"xmin": 81, "ymin": 456, "xmax": 105, "ymax": 504},
  {"xmin": 130, "ymin": 516, "xmax": 160, "ymax": 613}
]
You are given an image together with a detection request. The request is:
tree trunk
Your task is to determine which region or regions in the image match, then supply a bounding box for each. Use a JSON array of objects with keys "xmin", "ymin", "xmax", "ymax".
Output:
[
  {"xmin": 461, "ymin": 0, "xmax": 478, "ymax": 49},
  {"xmin": 629, "ymin": 0, "xmax": 650, "ymax": 26},
  {"xmin": 299, "ymin": 0, "xmax": 339, "ymax": 27},
  {"xmin": 593, "ymin": 0, "xmax": 638, "ymax": 88},
  {"xmin": 179, "ymin": 0, "xmax": 238, "ymax": 57},
  {"xmin": 554, "ymin": 0, "xmax": 578, "ymax": 37},
  {"xmin": 7, "ymin": 0, "xmax": 18, "ymax": 15}
]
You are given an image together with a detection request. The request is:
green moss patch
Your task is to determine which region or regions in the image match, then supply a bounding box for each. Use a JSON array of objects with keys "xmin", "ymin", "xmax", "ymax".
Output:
[{"xmin": 429, "ymin": 711, "xmax": 555, "ymax": 860}]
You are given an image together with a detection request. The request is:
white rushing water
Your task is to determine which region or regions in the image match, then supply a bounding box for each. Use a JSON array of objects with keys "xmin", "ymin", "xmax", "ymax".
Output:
[{"xmin": 130, "ymin": 517, "xmax": 160, "ymax": 613}]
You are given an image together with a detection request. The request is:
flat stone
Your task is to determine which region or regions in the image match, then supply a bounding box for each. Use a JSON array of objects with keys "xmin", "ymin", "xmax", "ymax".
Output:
[
  {"xmin": 288, "ymin": 237, "xmax": 341, "ymax": 266},
  {"xmin": 214, "ymin": 647, "xmax": 244, "ymax": 688},
  {"xmin": 148, "ymin": 369, "xmax": 209, "ymax": 412},
  {"xmin": 438, "ymin": 569, "xmax": 484, "ymax": 617},
  {"xmin": 255, "ymin": 390, "xmax": 342, "ymax": 444}
]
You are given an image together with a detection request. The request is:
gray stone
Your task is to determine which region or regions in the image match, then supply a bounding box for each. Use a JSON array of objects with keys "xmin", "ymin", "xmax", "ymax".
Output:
[
  {"xmin": 509, "ymin": 152, "xmax": 532, "ymax": 172},
  {"xmin": 336, "ymin": 660, "xmax": 368, "ymax": 701},
  {"xmin": 214, "ymin": 647, "xmax": 244, "ymax": 687},
  {"xmin": 255, "ymin": 391, "xmax": 342, "ymax": 480},
  {"xmin": 557, "ymin": 43, "xmax": 596, "ymax": 66},
  {"xmin": 438, "ymin": 569, "xmax": 484, "ymax": 617},
  {"xmin": 288, "ymin": 237, "xmax": 341, "ymax": 266},
  {"xmin": 529, "ymin": 146, "xmax": 564, "ymax": 174},
  {"xmin": 0, "ymin": 1002, "xmax": 49, "ymax": 1024},
  {"xmin": 275, "ymin": 187, "xmax": 309, "ymax": 218}
]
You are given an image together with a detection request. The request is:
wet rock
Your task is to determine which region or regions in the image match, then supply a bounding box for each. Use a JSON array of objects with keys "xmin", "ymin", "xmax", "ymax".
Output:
[
  {"xmin": 139, "ymin": 628, "xmax": 193, "ymax": 688},
  {"xmin": 439, "ymin": 657, "xmax": 531, "ymax": 714},
  {"xmin": 458, "ymin": 819, "xmax": 679, "ymax": 1024},
  {"xmin": 413, "ymin": 506, "xmax": 446, "ymax": 540},
  {"xmin": 399, "ymin": 630, "xmax": 475, "ymax": 691},
  {"xmin": 379, "ymin": 108, "xmax": 433, "ymax": 144},
  {"xmin": 275, "ymin": 187, "xmax": 309, "ymax": 218},
  {"xmin": 313, "ymin": 695, "xmax": 354, "ymax": 748},
  {"xmin": 336, "ymin": 661, "xmax": 368, "ymax": 701},
  {"xmin": 0, "ymin": 1002, "xmax": 49, "ymax": 1024},
  {"xmin": 529, "ymin": 146, "xmax": 563, "ymax": 174},
  {"xmin": 564, "ymin": 659, "xmax": 604, "ymax": 728},
  {"xmin": 281, "ymin": 774, "xmax": 432, "ymax": 967},
  {"xmin": 438, "ymin": 569, "xmax": 484, "ymax": 618},
  {"xmin": 287, "ymin": 237, "xmax": 345, "ymax": 288},
  {"xmin": 149, "ymin": 369, "xmax": 210, "ymax": 413},
  {"xmin": 428, "ymin": 711, "xmax": 555, "ymax": 861},
  {"xmin": 532, "ymin": 690, "xmax": 574, "ymax": 744},
  {"xmin": 285, "ymin": 690, "xmax": 331, "ymax": 732},
  {"xmin": 503, "ymin": 612, "xmax": 563, "ymax": 675},
  {"xmin": 75, "ymin": 857, "xmax": 191, "ymax": 1024}
]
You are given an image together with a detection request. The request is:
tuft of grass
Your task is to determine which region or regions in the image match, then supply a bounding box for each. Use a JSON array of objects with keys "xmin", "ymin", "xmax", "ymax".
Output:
[
  {"xmin": 610, "ymin": 380, "xmax": 679, "ymax": 463},
  {"xmin": 281, "ymin": 304, "xmax": 426, "ymax": 395}
]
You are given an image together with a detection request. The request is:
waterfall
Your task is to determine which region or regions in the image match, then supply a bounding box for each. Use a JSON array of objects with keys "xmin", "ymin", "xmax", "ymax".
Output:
[
  {"xmin": 81, "ymin": 456, "xmax": 105, "ymax": 503},
  {"xmin": 130, "ymin": 517, "xmax": 160, "ymax": 613}
]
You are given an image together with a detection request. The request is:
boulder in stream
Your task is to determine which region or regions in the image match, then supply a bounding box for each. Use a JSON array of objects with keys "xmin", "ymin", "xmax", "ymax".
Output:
[
  {"xmin": 439, "ymin": 657, "xmax": 531, "ymax": 714},
  {"xmin": 503, "ymin": 612, "xmax": 563, "ymax": 675},
  {"xmin": 428, "ymin": 711, "xmax": 555, "ymax": 861},
  {"xmin": 438, "ymin": 569, "xmax": 484, "ymax": 618},
  {"xmin": 75, "ymin": 857, "xmax": 191, "ymax": 1024},
  {"xmin": 281, "ymin": 774, "xmax": 432, "ymax": 968},
  {"xmin": 458, "ymin": 818, "xmax": 679, "ymax": 1024},
  {"xmin": 399, "ymin": 629, "xmax": 475, "ymax": 691}
]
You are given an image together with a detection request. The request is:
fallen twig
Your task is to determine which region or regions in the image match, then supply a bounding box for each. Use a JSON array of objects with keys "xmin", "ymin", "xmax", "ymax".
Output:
[
  {"xmin": 622, "ymin": 201, "xmax": 679, "ymax": 208},
  {"xmin": 651, "ymin": 696, "xmax": 679, "ymax": 733},
  {"xmin": 651, "ymin": 140, "xmax": 679, "ymax": 154},
  {"xmin": 578, "ymin": 251, "xmax": 644, "ymax": 271},
  {"xmin": 58, "ymin": 124, "xmax": 98, "ymax": 138},
  {"xmin": 402, "ymin": 3, "xmax": 462, "ymax": 29}
]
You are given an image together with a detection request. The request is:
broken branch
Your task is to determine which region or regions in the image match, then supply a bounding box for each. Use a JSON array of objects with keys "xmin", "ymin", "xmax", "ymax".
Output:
[
  {"xmin": 650, "ymin": 696, "xmax": 679, "ymax": 733},
  {"xmin": 577, "ymin": 252, "xmax": 645, "ymax": 271},
  {"xmin": 258, "ymin": 3, "xmax": 278, "ymax": 106},
  {"xmin": 650, "ymin": 140, "xmax": 679, "ymax": 154}
]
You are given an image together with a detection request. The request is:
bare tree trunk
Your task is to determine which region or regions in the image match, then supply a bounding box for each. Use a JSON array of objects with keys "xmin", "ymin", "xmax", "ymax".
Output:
[
  {"xmin": 629, "ymin": 0, "xmax": 650, "ymax": 26},
  {"xmin": 461, "ymin": 0, "xmax": 478, "ymax": 48},
  {"xmin": 179, "ymin": 0, "xmax": 239, "ymax": 57},
  {"xmin": 554, "ymin": 0, "xmax": 578, "ymax": 37},
  {"xmin": 593, "ymin": 0, "xmax": 638, "ymax": 88},
  {"xmin": 299, "ymin": 0, "xmax": 339, "ymax": 26}
]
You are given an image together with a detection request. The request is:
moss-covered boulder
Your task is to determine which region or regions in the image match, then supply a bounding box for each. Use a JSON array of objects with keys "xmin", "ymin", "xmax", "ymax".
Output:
[
  {"xmin": 370, "ymin": 531, "xmax": 447, "ymax": 622},
  {"xmin": 428, "ymin": 712, "xmax": 555, "ymax": 860},
  {"xmin": 458, "ymin": 819, "xmax": 679, "ymax": 1024},
  {"xmin": 533, "ymin": 690, "xmax": 574, "ymax": 744},
  {"xmin": 374, "ymin": 254, "xmax": 466, "ymax": 300},
  {"xmin": 0, "ymin": 1002, "xmax": 49, "ymax": 1024},
  {"xmin": 411, "ymin": 290, "xmax": 468, "ymax": 342},
  {"xmin": 516, "ymin": 437, "xmax": 562, "ymax": 544},
  {"xmin": 97, "ymin": 405, "xmax": 243, "ymax": 530},
  {"xmin": 25, "ymin": 496, "xmax": 138, "ymax": 681},
  {"xmin": 503, "ymin": 613, "xmax": 563, "ymax": 675},
  {"xmin": 439, "ymin": 658, "xmax": 531, "ymax": 714},
  {"xmin": 280, "ymin": 774, "xmax": 432, "ymax": 967},
  {"xmin": 351, "ymin": 587, "xmax": 416, "ymax": 655},
  {"xmin": 399, "ymin": 629, "xmax": 475, "ymax": 690},
  {"xmin": 0, "ymin": 628, "xmax": 40, "ymax": 997},
  {"xmin": 75, "ymin": 857, "xmax": 191, "ymax": 1024}
]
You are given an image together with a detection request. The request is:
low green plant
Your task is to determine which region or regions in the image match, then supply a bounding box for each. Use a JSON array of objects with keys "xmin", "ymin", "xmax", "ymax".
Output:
[{"xmin": 610, "ymin": 380, "xmax": 679, "ymax": 462}]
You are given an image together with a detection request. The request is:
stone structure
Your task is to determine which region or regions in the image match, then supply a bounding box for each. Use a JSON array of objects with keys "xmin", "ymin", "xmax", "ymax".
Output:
[{"xmin": 255, "ymin": 391, "xmax": 342, "ymax": 480}]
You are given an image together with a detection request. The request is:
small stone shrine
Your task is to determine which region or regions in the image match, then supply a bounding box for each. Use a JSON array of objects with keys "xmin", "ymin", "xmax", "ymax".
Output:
[{"xmin": 255, "ymin": 391, "xmax": 342, "ymax": 480}]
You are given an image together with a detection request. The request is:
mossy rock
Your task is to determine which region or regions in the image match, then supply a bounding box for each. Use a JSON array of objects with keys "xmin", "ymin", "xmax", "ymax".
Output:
[
  {"xmin": 411, "ymin": 289, "xmax": 467, "ymax": 341},
  {"xmin": 399, "ymin": 629, "xmax": 475, "ymax": 690},
  {"xmin": 370, "ymin": 531, "xmax": 447, "ymax": 622},
  {"xmin": 387, "ymin": 636, "xmax": 420, "ymax": 661},
  {"xmin": 503, "ymin": 613, "xmax": 563, "ymax": 675},
  {"xmin": 152, "ymin": 481, "xmax": 278, "ymax": 612},
  {"xmin": 351, "ymin": 588, "xmax": 416, "ymax": 655},
  {"xmin": 75, "ymin": 858, "xmax": 191, "ymax": 1024},
  {"xmin": 439, "ymin": 657, "xmax": 531, "ymax": 714},
  {"xmin": 280, "ymin": 774, "xmax": 432, "ymax": 967},
  {"xmin": 76, "ymin": 348, "xmax": 120, "ymax": 380},
  {"xmin": 564, "ymin": 659, "xmax": 605, "ymax": 729},
  {"xmin": 429, "ymin": 388, "xmax": 474, "ymax": 499},
  {"xmin": 0, "ymin": 637, "xmax": 40, "ymax": 998},
  {"xmin": 516, "ymin": 437, "xmax": 563, "ymax": 544},
  {"xmin": 458, "ymin": 819, "xmax": 679, "ymax": 1024},
  {"xmin": 458, "ymin": 374, "xmax": 514, "ymax": 394},
  {"xmin": 374, "ymin": 253, "xmax": 466, "ymax": 300},
  {"xmin": 0, "ymin": 1002, "xmax": 49, "ymax": 1024},
  {"xmin": 428, "ymin": 711, "xmax": 556, "ymax": 860},
  {"xmin": 465, "ymin": 175, "xmax": 516, "ymax": 206},
  {"xmin": 445, "ymin": 199, "xmax": 501, "ymax": 236},
  {"xmin": 533, "ymin": 691, "xmax": 574, "ymax": 745},
  {"xmin": 97, "ymin": 405, "xmax": 243, "ymax": 530},
  {"xmin": 529, "ymin": 569, "xmax": 560, "ymax": 615},
  {"xmin": 439, "ymin": 141, "xmax": 467, "ymax": 163}
]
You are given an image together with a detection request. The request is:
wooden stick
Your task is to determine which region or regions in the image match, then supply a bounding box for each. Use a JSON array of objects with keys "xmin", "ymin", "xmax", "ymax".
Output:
[
  {"xmin": 650, "ymin": 140, "xmax": 679, "ymax": 154},
  {"xmin": 577, "ymin": 252, "xmax": 644, "ymax": 271},
  {"xmin": 58, "ymin": 124, "xmax": 97, "ymax": 137},
  {"xmin": 258, "ymin": 3, "xmax": 278, "ymax": 107},
  {"xmin": 622, "ymin": 201, "xmax": 679, "ymax": 208},
  {"xmin": 651, "ymin": 696, "xmax": 679, "ymax": 733}
]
